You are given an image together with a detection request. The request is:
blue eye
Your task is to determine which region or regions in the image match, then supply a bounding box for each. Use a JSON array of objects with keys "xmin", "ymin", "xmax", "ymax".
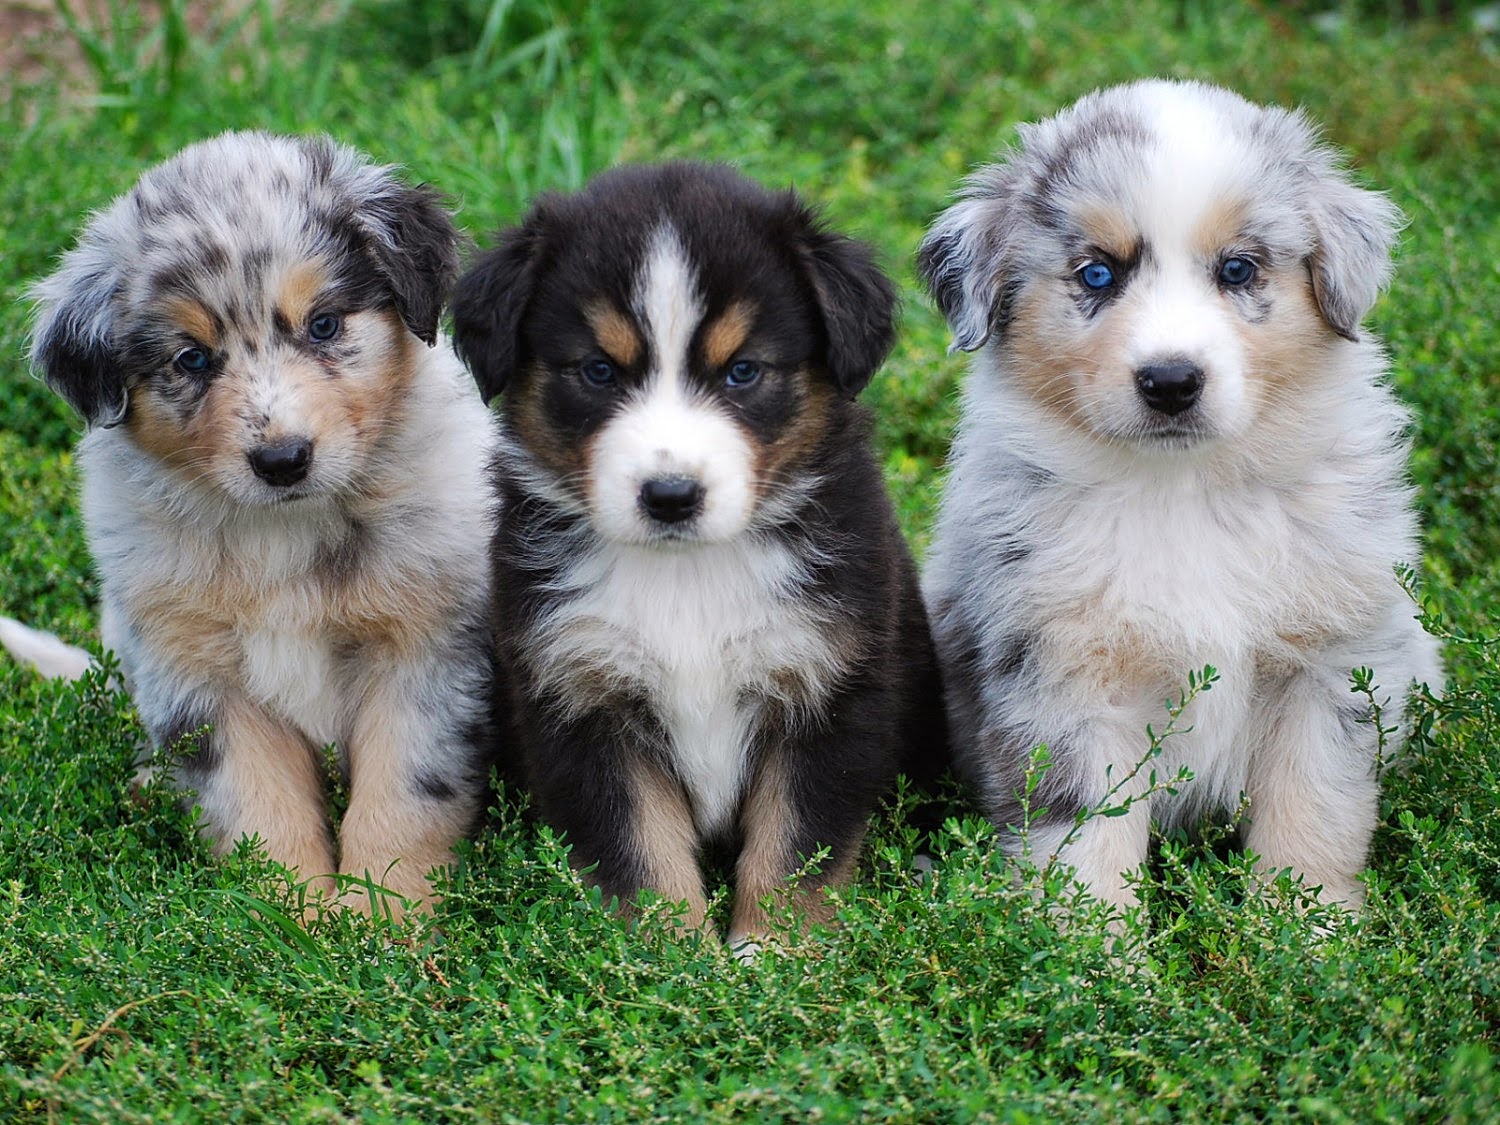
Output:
[
  {"xmin": 1218, "ymin": 257, "xmax": 1256, "ymax": 287},
  {"xmin": 725, "ymin": 360, "xmax": 763, "ymax": 388},
  {"xmin": 581, "ymin": 359, "xmax": 617, "ymax": 387},
  {"xmin": 309, "ymin": 314, "xmax": 342, "ymax": 341},
  {"xmin": 1079, "ymin": 261, "xmax": 1115, "ymax": 290},
  {"xmin": 174, "ymin": 347, "xmax": 210, "ymax": 374}
]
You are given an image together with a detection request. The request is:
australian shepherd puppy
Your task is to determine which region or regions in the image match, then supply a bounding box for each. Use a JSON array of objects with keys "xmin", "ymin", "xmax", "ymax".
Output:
[
  {"xmin": 917, "ymin": 80, "xmax": 1441, "ymax": 915},
  {"xmin": 452, "ymin": 162, "xmax": 947, "ymax": 949},
  {"xmin": 21, "ymin": 132, "xmax": 498, "ymax": 916}
]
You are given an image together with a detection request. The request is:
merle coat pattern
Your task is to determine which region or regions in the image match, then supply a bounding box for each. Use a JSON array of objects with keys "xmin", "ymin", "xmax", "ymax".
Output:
[{"xmin": 24, "ymin": 132, "xmax": 498, "ymax": 918}]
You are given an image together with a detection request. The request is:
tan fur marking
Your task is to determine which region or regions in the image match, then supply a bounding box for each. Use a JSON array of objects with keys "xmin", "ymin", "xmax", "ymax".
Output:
[
  {"xmin": 1075, "ymin": 204, "xmax": 1140, "ymax": 262},
  {"xmin": 753, "ymin": 368, "xmax": 835, "ymax": 499},
  {"xmin": 1041, "ymin": 599, "xmax": 1177, "ymax": 709},
  {"xmin": 1190, "ymin": 196, "xmax": 1252, "ymax": 260},
  {"xmin": 1244, "ymin": 679, "xmax": 1375, "ymax": 911},
  {"xmin": 1234, "ymin": 269, "xmax": 1335, "ymax": 412},
  {"xmin": 730, "ymin": 754, "xmax": 860, "ymax": 942},
  {"xmin": 347, "ymin": 308, "xmax": 421, "ymax": 449},
  {"xmin": 125, "ymin": 389, "xmax": 203, "ymax": 471},
  {"xmin": 276, "ymin": 258, "xmax": 332, "ymax": 331},
  {"xmin": 586, "ymin": 300, "xmax": 642, "ymax": 367},
  {"xmin": 624, "ymin": 757, "xmax": 709, "ymax": 929},
  {"xmin": 1003, "ymin": 287, "xmax": 1095, "ymax": 434},
  {"xmin": 510, "ymin": 360, "xmax": 594, "ymax": 485},
  {"xmin": 164, "ymin": 297, "xmax": 220, "ymax": 348},
  {"xmin": 337, "ymin": 684, "xmax": 475, "ymax": 919},
  {"xmin": 203, "ymin": 695, "xmax": 337, "ymax": 900},
  {"xmin": 135, "ymin": 601, "xmax": 243, "ymax": 681},
  {"xmin": 701, "ymin": 300, "xmax": 755, "ymax": 370}
]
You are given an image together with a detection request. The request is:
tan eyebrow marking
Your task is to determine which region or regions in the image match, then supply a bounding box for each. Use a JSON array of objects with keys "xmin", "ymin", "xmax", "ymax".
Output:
[
  {"xmin": 585, "ymin": 300, "xmax": 642, "ymax": 367},
  {"xmin": 1075, "ymin": 204, "xmax": 1141, "ymax": 263},
  {"xmin": 1190, "ymin": 196, "xmax": 1254, "ymax": 258},
  {"xmin": 701, "ymin": 299, "xmax": 755, "ymax": 370},
  {"xmin": 276, "ymin": 259, "xmax": 331, "ymax": 330},
  {"xmin": 164, "ymin": 298, "xmax": 220, "ymax": 348}
]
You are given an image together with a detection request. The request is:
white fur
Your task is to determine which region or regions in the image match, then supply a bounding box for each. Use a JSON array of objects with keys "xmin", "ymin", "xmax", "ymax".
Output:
[
  {"xmin": 0, "ymin": 616, "xmax": 93, "ymax": 680},
  {"xmin": 922, "ymin": 80, "xmax": 1442, "ymax": 912},
  {"xmin": 527, "ymin": 534, "xmax": 846, "ymax": 836},
  {"xmin": 80, "ymin": 341, "xmax": 495, "ymax": 755},
  {"xmin": 587, "ymin": 227, "xmax": 757, "ymax": 545}
]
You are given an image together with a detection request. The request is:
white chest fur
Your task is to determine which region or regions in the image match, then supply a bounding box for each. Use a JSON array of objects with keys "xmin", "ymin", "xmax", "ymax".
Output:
[{"xmin": 533, "ymin": 537, "xmax": 846, "ymax": 835}]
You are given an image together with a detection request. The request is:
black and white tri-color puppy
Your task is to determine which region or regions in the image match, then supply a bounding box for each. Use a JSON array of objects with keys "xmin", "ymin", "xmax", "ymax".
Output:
[
  {"xmin": 452, "ymin": 162, "xmax": 947, "ymax": 949},
  {"xmin": 16, "ymin": 132, "xmax": 497, "ymax": 917},
  {"xmin": 917, "ymin": 80, "xmax": 1441, "ymax": 915}
]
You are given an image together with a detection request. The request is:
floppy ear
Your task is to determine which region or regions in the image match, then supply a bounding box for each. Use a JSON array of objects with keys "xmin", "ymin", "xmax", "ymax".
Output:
[
  {"xmin": 917, "ymin": 164, "xmax": 1022, "ymax": 353},
  {"xmin": 29, "ymin": 262, "xmax": 129, "ymax": 429},
  {"xmin": 354, "ymin": 179, "xmax": 463, "ymax": 347},
  {"xmin": 1304, "ymin": 173, "xmax": 1402, "ymax": 342},
  {"xmin": 451, "ymin": 222, "xmax": 543, "ymax": 403},
  {"xmin": 793, "ymin": 204, "xmax": 897, "ymax": 399}
]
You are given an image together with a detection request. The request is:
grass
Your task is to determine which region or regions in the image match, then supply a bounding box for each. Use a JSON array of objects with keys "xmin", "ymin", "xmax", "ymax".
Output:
[{"xmin": 2, "ymin": 0, "xmax": 1498, "ymax": 1120}]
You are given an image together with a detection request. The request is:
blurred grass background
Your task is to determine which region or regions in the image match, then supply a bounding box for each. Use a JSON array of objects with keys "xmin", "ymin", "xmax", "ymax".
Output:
[{"xmin": 2, "ymin": 1, "xmax": 1498, "ymax": 1120}]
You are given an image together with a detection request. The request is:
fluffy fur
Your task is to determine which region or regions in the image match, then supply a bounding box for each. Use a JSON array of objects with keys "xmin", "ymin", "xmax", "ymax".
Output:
[
  {"xmin": 452, "ymin": 162, "xmax": 947, "ymax": 948},
  {"xmin": 23, "ymin": 132, "xmax": 498, "ymax": 916},
  {"xmin": 917, "ymin": 80, "xmax": 1441, "ymax": 913}
]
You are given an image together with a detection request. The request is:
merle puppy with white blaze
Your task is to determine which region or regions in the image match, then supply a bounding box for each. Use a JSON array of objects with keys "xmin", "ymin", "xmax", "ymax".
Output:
[
  {"xmin": 918, "ymin": 80, "xmax": 1440, "ymax": 917},
  {"xmin": 453, "ymin": 162, "xmax": 946, "ymax": 948}
]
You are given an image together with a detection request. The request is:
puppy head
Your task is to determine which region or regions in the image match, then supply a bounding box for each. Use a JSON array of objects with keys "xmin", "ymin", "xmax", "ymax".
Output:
[
  {"xmin": 30, "ymin": 131, "xmax": 461, "ymax": 504},
  {"xmin": 453, "ymin": 162, "xmax": 896, "ymax": 546},
  {"xmin": 919, "ymin": 79, "xmax": 1402, "ymax": 449}
]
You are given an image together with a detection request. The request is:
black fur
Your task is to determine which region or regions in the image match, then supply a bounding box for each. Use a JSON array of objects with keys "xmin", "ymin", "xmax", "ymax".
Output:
[
  {"xmin": 455, "ymin": 163, "xmax": 898, "ymax": 405},
  {"xmin": 34, "ymin": 317, "xmax": 129, "ymax": 429},
  {"xmin": 450, "ymin": 223, "xmax": 543, "ymax": 403},
  {"xmin": 453, "ymin": 162, "xmax": 947, "ymax": 934},
  {"xmin": 793, "ymin": 220, "xmax": 898, "ymax": 398},
  {"xmin": 354, "ymin": 180, "xmax": 463, "ymax": 347}
]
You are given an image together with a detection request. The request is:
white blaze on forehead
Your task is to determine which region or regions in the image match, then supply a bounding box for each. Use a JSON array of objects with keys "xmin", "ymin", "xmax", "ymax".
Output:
[
  {"xmin": 1104, "ymin": 87, "xmax": 1254, "ymax": 438},
  {"xmin": 636, "ymin": 225, "xmax": 702, "ymax": 392},
  {"xmin": 1135, "ymin": 86, "xmax": 1251, "ymax": 252},
  {"xmin": 584, "ymin": 222, "xmax": 757, "ymax": 544}
]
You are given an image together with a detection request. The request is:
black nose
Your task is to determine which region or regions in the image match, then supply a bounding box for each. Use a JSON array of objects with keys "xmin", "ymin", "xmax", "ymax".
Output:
[
  {"xmin": 1135, "ymin": 361, "xmax": 1204, "ymax": 416},
  {"xmin": 639, "ymin": 476, "xmax": 703, "ymax": 524},
  {"xmin": 248, "ymin": 438, "xmax": 313, "ymax": 486}
]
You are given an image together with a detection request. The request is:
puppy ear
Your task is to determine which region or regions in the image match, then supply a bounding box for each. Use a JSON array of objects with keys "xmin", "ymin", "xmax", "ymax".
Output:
[
  {"xmin": 451, "ymin": 222, "xmax": 543, "ymax": 403},
  {"xmin": 29, "ymin": 265, "xmax": 128, "ymax": 429},
  {"xmin": 354, "ymin": 179, "xmax": 463, "ymax": 347},
  {"xmin": 917, "ymin": 164, "xmax": 1021, "ymax": 353},
  {"xmin": 794, "ymin": 205, "xmax": 897, "ymax": 399},
  {"xmin": 1304, "ymin": 173, "xmax": 1402, "ymax": 342}
]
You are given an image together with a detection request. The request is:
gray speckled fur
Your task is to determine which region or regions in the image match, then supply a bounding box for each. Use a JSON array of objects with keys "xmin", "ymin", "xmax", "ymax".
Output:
[{"xmin": 919, "ymin": 81, "xmax": 1440, "ymax": 912}]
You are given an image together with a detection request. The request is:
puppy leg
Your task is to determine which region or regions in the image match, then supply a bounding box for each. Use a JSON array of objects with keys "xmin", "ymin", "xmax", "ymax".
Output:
[
  {"xmin": 338, "ymin": 664, "xmax": 488, "ymax": 918},
  {"xmin": 176, "ymin": 693, "xmax": 337, "ymax": 902},
  {"xmin": 1245, "ymin": 670, "xmax": 1380, "ymax": 910},
  {"xmin": 727, "ymin": 735, "xmax": 870, "ymax": 951},
  {"xmin": 622, "ymin": 755, "xmax": 709, "ymax": 930},
  {"xmin": 527, "ymin": 707, "xmax": 708, "ymax": 928},
  {"xmin": 984, "ymin": 721, "xmax": 1154, "ymax": 914}
]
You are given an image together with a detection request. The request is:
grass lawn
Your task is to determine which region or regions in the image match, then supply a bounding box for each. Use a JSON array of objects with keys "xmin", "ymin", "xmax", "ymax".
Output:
[{"xmin": 2, "ymin": 1, "xmax": 1498, "ymax": 1120}]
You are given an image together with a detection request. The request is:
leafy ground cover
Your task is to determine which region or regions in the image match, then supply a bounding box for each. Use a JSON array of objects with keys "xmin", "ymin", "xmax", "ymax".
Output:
[{"xmin": 1, "ymin": 1, "xmax": 1497, "ymax": 1120}]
